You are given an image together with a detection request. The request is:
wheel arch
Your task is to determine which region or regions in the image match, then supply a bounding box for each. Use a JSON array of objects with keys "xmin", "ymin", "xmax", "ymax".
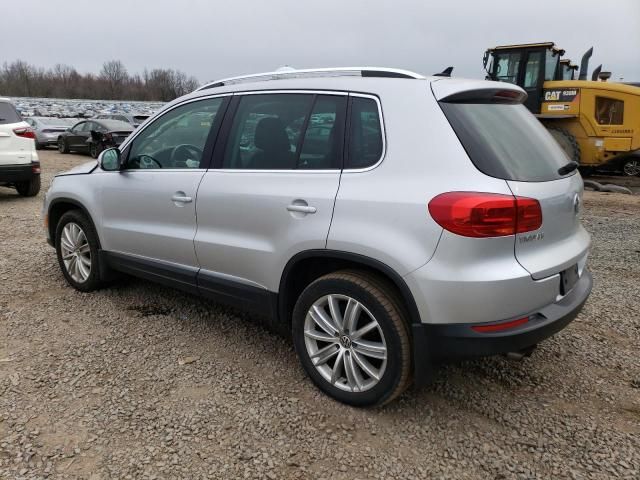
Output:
[
  {"xmin": 278, "ymin": 250, "xmax": 422, "ymax": 330},
  {"xmin": 48, "ymin": 198, "xmax": 100, "ymax": 249}
]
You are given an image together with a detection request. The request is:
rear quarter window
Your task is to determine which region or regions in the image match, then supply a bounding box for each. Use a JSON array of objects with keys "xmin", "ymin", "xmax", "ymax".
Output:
[
  {"xmin": 345, "ymin": 96, "xmax": 383, "ymax": 169},
  {"xmin": 439, "ymin": 101, "xmax": 570, "ymax": 182},
  {"xmin": 0, "ymin": 102, "xmax": 22, "ymax": 125}
]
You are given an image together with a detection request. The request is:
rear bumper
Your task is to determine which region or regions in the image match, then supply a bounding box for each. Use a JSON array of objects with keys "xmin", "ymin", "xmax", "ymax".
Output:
[
  {"xmin": 413, "ymin": 269, "xmax": 592, "ymax": 363},
  {"xmin": 0, "ymin": 163, "xmax": 39, "ymax": 183}
]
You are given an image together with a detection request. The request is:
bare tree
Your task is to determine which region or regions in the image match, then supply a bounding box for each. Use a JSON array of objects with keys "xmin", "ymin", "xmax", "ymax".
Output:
[
  {"xmin": 0, "ymin": 59, "xmax": 198, "ymax": 101},
  {"xmin": 100, "ymin": 60, "xmax": 129, "ymax": 99}
]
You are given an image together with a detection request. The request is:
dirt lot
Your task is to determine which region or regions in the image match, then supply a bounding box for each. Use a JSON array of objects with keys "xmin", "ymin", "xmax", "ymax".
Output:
[{"xmin": 1, "ymin": 150, "xmax": 639, "ymax": 479}]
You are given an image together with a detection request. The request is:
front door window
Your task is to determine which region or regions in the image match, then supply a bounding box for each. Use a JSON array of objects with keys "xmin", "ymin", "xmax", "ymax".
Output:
[{"xmin": 126, "ymin": 97, "xmax": 226, "ymax": 169}]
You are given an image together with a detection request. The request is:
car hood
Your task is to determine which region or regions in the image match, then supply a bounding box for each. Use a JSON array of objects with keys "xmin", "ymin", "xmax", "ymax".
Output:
[{"xmin": 57, "ymin": 160, "xmax": 98, "ymax": 177}]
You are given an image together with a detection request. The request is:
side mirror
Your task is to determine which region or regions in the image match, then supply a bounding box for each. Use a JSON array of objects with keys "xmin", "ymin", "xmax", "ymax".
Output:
[{"xmin": 99, "ymin": 148, "xmax": 122, "ymax": 171}]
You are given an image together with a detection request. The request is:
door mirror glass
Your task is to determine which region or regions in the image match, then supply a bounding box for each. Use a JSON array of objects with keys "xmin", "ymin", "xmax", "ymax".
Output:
[{"xmin": 99, "ymin": 148, "xmax": 121, "ymax": 171}]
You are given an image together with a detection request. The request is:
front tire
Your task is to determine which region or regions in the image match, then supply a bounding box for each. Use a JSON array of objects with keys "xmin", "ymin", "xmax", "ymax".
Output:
[
  {"xmin": 58, "ymin": 137, "xmax": 70, "ymax": 154},
  {"xmin": 15, "ymin": 176, "xmax": 41, "ymax": 197},
  {"xmin": 292, "ymin": 270, "xmax": 412, "ymax": 407},
  {"xmin": 55, "ymin": 210, "xmax": 105, "ymax": 292}
]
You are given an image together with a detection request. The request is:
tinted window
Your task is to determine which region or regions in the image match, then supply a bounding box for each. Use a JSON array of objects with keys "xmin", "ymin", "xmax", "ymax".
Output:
[
  {"xmin": 440, "ymin": 102, "xmax": 569, "ymax": 182},
  {"xmin": 346, "ymin": 97, "xmax": 383, "ymax": 169},
  {"xmin": 544, "ymin": 49, "xmax": 559, "ymax": 81},
  {"xmin": 127, "ymin": 97, "xmax": 225, "ymax": 169},
  {"xmin": 524, "ymin": 52, "xmax": 543, "ymax": 88},
  {"xmin": 223, "ymin": 94, "xmax": 314, "ymax": 169},
  {"xmin": 595, "ymin": 97, "xmax": 624, "ymax": 125},
  {"xmin": 494, "ymin": 52, "xmax": 521, "ymax": 84},
  {"xmin": 298, "ymin": 96, "xmax": 346, "ymax": 169},
  {"xmin": 71, "ymin": 122, "xmax": 86, "ymax": 133},
  {"xmin": 0, "ymin": 102, "xmax": 22, "ymax": 125}
]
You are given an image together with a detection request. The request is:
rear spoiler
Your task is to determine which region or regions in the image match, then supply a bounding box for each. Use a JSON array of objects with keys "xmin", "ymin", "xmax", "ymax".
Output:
[
  {"xmin": 431, "ymin": 78, "xmax": 526, "ymax": 104},
  {"xmin": 438, "ymin": 88, "xmax": 527, "ymax": 104}
]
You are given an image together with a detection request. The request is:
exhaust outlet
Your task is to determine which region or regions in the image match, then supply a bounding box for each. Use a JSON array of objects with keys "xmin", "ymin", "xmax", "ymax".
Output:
[
  {"xmin": 504, "ymin": 345, "xmax": 537, "ymax": 361},
  {"xmin": 578, "ymin": 47, "xmax": 593, "ymax": 80}
]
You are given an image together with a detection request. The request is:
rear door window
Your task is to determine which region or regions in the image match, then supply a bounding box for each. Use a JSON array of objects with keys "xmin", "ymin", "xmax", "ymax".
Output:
[
  {"xmin": 222, "ymin": 93, "xmax": 346, "ymax": 170},
  {"xmin": 0, "ymin": 102, "xmax": 22, "ymax": 125},
  {"xmin": 298, "ymin": 95, "xmax": 346, "ymax": 169},
  {"xmin": 345, "ymin": 96, "xmax": 383, "ymax": 169},
  {"xmin": 439, "ymin": 101, "xmax": 570, "ymax": 182}
]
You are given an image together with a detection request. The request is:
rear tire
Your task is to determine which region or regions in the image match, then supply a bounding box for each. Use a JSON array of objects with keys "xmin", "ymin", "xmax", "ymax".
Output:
[
  {"xmin": 292, "ymin": 270, "xmax": 412, "ymax": 407},
  {"xmin": 15, "ymin": 176, "xmax": 41, "ymax": 197},
  {"xmin": 622, "ymin": 157, "xmax": 640, "ymax": 176},
  {"xmin": 58, "ymin": 137, "xmax": 70, "ymax": 154},
  {"xmin": 55, "ymin": 210, "xmax": 106, "ymax": 292},
  {"xmin": 89, "ymin": 142, "xmax": 104, "ymax": 159},
  {"xmin": 547, "ymin": 127, "xmax": 581, "ymax": 163}
]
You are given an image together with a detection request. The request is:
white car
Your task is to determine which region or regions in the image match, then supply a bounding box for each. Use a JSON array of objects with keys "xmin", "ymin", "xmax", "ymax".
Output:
[{"xmin": 0, "ymin": 98, "xmax": 40, "ymax": 196}]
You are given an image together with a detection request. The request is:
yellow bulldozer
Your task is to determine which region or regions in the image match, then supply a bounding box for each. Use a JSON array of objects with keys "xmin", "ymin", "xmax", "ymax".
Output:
[{"xmin": 483, "ymin": 42, "xmax": 640, "ymax": 176}]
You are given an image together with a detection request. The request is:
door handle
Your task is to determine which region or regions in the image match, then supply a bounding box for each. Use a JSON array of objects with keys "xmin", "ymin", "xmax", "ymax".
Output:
[
  {"xmin": 171, "ymin": 194, "xmax": 193, "ymax": 203},
  {"xmin": 287, "ymin": 204, "xmax": 317, "ymax": 214}
]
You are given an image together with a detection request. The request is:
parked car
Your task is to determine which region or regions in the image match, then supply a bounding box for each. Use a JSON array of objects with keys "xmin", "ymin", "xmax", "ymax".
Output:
[
  {"xmin": 0, "ymin": 98, "xmax": 40, "ymax": 196},
  {"xmin": 24, "ymin": 117, "xmax": 76, "ymax": 150},
  {"xmin": 43, "ymin": 68, "xmax": 592, "ymax": 406},
  {"xmin": 95, "ymin": 113, "xmax": 150, "ymax": 128},
  {"xmin": 57, "ymin": 119, "xmax": 133, "ymax": 158}
]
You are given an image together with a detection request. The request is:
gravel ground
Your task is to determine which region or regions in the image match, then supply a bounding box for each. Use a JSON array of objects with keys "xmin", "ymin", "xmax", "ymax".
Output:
[{"xmin": 1, "ymin": 150, "xmax": 639, "ymax": 479}]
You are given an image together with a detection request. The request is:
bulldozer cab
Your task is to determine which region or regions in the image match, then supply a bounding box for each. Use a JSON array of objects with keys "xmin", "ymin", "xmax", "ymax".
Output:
[
  {"xmin": 559, "ymin": 60, "xmax": 578, "ymax": 81},
  {"xmin": 484, "ymin": 42, "xmax": 565, "ymax": 113}
]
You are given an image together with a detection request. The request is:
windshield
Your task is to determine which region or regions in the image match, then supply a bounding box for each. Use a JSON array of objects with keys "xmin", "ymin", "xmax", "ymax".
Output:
[{"xmin": 440, "ymin": 101, "xmax": 571, "ymax": 182}]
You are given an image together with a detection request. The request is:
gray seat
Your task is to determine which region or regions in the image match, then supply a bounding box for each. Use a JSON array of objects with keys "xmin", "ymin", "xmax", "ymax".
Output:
[{"xmin": 249, "ymin": 117, "xmax": 294, "ymax": 169}]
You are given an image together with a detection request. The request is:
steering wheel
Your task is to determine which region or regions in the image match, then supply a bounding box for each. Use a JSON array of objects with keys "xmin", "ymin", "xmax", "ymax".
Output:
[
  {"xmin": 137, "ymin": 154, "xmax": 162, "ymax": 169},
  {"xmin": 169, "ymin": 144, "xmax": 203, "ymax": 167}
]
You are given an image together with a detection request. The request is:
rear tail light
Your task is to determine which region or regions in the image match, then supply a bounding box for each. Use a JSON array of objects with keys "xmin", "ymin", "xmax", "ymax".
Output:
[
  {"xmin": 13, "ymin": 127, "xmax": 36, "ymax": 139},
  {"xmin": 31, "ymin": 162, "xmax": 41, "ymax": 174},
  {"xmin": 428, "ymin": 192, "xmax": 542, "ymax": 237}
]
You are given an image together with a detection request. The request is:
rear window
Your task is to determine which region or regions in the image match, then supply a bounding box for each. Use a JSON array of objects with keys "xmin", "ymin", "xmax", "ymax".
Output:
[
  {"xmin": 0, "ymin": 102, "xmax": 22, "ymax": 125},
  {"xmin": 439, "ymin": 101, "xmax": 569, "ymax": 182},
  {"xmin": 595, "ymin": 97, "xmax": 623, "ymax": 125}
]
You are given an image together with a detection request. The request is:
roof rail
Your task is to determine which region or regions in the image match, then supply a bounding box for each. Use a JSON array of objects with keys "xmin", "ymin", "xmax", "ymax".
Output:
[{"xmin": 196, "ymin": 67, "xmax": 425, "ymax": 91}]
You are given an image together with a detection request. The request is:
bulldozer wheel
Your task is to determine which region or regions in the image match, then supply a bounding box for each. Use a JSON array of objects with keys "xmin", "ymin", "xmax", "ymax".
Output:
[{"xmin": 547, "ymin": 127, "xmax": 581, "ymax": 163}]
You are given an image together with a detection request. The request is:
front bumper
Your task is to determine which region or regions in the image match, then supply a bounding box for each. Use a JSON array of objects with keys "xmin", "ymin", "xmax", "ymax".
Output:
[
  {"xmin": 0, "ymin": 163, "xmax": 39, "ymax": 184},
  {"xmin": 412, "ymin": 269, "xmax": 592, "ymax": 376}
]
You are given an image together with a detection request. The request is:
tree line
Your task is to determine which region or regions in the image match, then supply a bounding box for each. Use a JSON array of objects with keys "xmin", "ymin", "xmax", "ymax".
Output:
[{"xmin": 0, "ymin": 60, "xmax": 201, "ymax": 102}]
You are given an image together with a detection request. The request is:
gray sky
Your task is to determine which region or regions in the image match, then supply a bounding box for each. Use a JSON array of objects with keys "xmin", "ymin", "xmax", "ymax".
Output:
[{"xmin": 3, "ymin": 0, "xmax": 640, "ymax": 83}]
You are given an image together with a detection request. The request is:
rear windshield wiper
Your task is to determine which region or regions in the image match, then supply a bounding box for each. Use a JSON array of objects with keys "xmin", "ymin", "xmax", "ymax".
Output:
[{"xmin": 558, "ymin": 161, "xmax": 579, "ymax": 176}]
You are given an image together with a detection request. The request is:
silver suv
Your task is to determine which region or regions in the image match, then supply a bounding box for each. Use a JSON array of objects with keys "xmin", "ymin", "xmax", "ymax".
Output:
[{"xmin": 43, "ymin": 68, "xmax": 592, "ymax": 406}]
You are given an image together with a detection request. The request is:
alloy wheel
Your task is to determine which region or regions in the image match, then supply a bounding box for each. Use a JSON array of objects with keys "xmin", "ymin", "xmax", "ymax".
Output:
[
  {"xmin": 623, "ymin": 159, "xmax": 640, "ymax": 176},
  {"xmin": 60, "ymin": 222, "xmax": 91, "ymax": 283},
  {"xmin": 303, "ymin": 294, "xmax": 387, "ymax": 392}
]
